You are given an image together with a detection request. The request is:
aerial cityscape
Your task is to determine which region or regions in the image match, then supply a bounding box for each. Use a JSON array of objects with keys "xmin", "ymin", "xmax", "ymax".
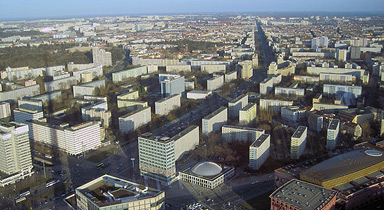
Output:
[{"xmin": 0, "ymin": 1, "xmax": 384, "ymax": 210}]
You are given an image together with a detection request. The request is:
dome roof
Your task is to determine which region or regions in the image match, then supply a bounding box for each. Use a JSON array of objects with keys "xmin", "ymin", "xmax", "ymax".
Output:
[{"xmin": 191, "ymin": 162, "xmax": 222, "ymax": 177}]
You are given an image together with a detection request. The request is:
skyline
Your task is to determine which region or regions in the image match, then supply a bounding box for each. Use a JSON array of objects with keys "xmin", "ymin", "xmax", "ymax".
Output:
[{"xmin": 1, "ymin": 0, "xmax": 384, "ymax": 21}]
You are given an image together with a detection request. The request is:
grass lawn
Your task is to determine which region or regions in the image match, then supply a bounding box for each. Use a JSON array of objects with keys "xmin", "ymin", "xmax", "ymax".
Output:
[
  {"xmin": 241, "ymin": 191, "xmax": 273, "ymax": 210},
  {"xmin": 86, "ymin": 148, "xmax": 116, "ymax": 163}
]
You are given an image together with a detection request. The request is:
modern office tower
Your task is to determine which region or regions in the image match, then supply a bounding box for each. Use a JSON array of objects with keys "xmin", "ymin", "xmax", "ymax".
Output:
[
  {"xmin": 155, "ymin": 94, "xmax": 181, "ymax": 116},
  {"xmin": 0, "ymin": 122, "xmax": 33, "ymax": 186},
  {"xmin": 249, "ymin": 134, "xmax": 270, "ymax": 170},
  {"xmin": 239, "ymin": 103, "xmax": 257, "ymax": 125},
  {"xmin": 14, "ymin": 107, "xmax": 44, "ymax": 140},
  {"xmin": 119, "ymin": 107, "xmax": 151, "ymax": 134},
  {"xmin": 350, "ymin": 46, "xmax": 361, "ymax": 60},
  {"xmin": 207, "ymin": 75, "xmax": 224, "ymax": 91},
  {"xmin": 75, "ymin": 174, "xmax": 165, "ymax": 210},
  {"xmin": 0, "ymin": 102, "xmax": 11, "ymax": 118},
  {"xmin": 159, "ymin": 74, "xmax": 185, "ymax": 98},
  {"xmin": 138, "ymin": 126, "xmax": 199, "ymax": 185},
  {"xmin": 32, "ymin": 119, "xmax": 102, "ymax": 155},
  {"xmin": 336, "ymin": 49, "xmax": 348, "ymax": 62},
  {"xmin": 202, "ymin": 107, "xmax": 228, "ymax": 136},
  {"xmin": 228, "ymin": 94, "xmax": 248, "ymax": 118},
  {"xmin": 290, "ymin": 126, "xmax": 307, "ymax": 159},
  {"xmin": 323, "ymin": 84, "xmax": 362, "ymax": 98},
  {"xmin": 221, "ymin": 125, "xmax": 264, "ymax": 143},
  {"xmin": 327, "ymin": 119, "xmax": 340, "ymax": 150},
  {"xmin": 92, "ymin": 47, "xmax": 112, "ymax": 67},
  {"xmin": 238, "ymin": 60, "xmax": 253, "ymax": 80},
  {"xmin": 311, "ymin": 36, "xmax": 328, "ymax": 48},
  {"xmin": 270, "ymin": 179, "xmax": 337, "ymax": 210}
]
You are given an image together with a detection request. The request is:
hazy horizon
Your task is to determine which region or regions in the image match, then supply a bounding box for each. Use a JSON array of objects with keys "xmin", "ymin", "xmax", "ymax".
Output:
[{"xmin": 1, "ymin": 0, "xmax": 384, "ymax": 21}]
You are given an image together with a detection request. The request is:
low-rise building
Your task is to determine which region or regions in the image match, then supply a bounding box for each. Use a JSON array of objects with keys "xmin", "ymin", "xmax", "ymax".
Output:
[
  {"xmin": 249, "ymin": 134, "xmax": 270, "ymax": 170},
  {"xmin": 179, "ymin": 161, "xmax": 234, "ymax": 189},
  {"xmin": 202, "ymin": 107, "xmax": 227, "ymax": 136},
  {"xmin": 239, "ymin": 103, "xmax": 257, "ymax": 124},
  {"xmin": 119, "ymin": 107, "xmax": 151, "ymax": 134},
  {"xmin": 187, "ymin": 90, "xmax": 212, "ymax": 99},
  {"xmin": 75, "ymin": 174, "xmax": 165, "ymax": 210},
  {"xmin": 155, "ymin": 94, "xmax": 181, "ymax": 116},
  {"xmin": 270, "ymin": 179, "xmax": 337, "ymax": 210},
  {"xmin": 291, "ymin": 126, "xmax": 307, "ymax": 159}
]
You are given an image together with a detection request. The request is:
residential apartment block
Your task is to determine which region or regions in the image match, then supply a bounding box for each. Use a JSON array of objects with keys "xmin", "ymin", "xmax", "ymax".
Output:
[
  {"xmin": 155, "ymin": 94, "xmax": 181, "ymax": 116},
  {"xmin": 14, "ymin": 108, "xmax": 44, "ymax": 140},
  {"xmin": 249, "ymin": 134, "xmax": 270, "ymax": 170},
  {"xmin": 228, "ymin": 94, "xmax": 248, "ymax": 118},
  {"xmin": 159, "ymin": 74, "xmax": 185, "ymax": 98},
  {"xmin": 33, "ymin": 119, "xmax": 102, "ymax": 155},
  {"xmin": 202, "ymin": 107, "xmax": 227, "ymax": 136},
  {"xmin": 323, "ymin": 84, "xmax": 362, "ymax": 98},
  {"xmin": 222, "ymin": 125, "xmax": 264, "ymax": 143},
  {"xmin": 327, "ymin": 119, "xmax": 340, "ymax": 150},
  {"xmin": 239, "ymin": 103, "xmax": 257, "ymax": 125},
  {"xmin": 119, "ymin": 107, "xmax": 151, "ymax": 134},
  {"xmin": 291, "ymin": 126, "xmax": 307, "ymax": 159},
  {"xmin": 207, "ymin": 75, "xmax": 224, "ymax": 91}
]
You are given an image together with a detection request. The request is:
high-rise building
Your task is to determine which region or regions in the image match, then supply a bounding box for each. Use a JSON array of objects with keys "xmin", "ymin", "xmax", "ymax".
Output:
[
  {"xmin": 350, "ymin": 46, "xmax": 361, "ymax": 60},
  {"xmin": 14, "ymin": 108, "xmax": 44, "ymax": 140},
  {"xmin": 92, "ymin": 47, "xmax": 112, "ymax": 67},
  {"xmin": 222, "ymin": 125, "xmax": 264, "ymax": 143},
  {"xmin": 138, "ymin": 126, "xmax": 199, "ymax": 185},
  {"xmin": 291, "ymin": 126, "xmax": 307, "ymax": 159},
  {"xmin": 159, "ymin": 74, "xmax": 185, "ymax": 98},
  {"xmin": 155, "ymin": 94, "xmax": 181, "ymax": 116},
  {"xmin": 249, "ymin": 134, "xmax": 270, "ymax": 170},
  {"xmin": 336, "ymin": 49, "xmax": 348, "ymax": 62},
  {"xmin": 75, "ymin": 174, "xmax": 165, "ymax": 210},
  {"xmin": 202, "ymin": 107, "xmax": 227, "ymax": 136},
  {"xmin": 0, "ymin": 122, "xmax": 33, "ymax": 186},
  {"xmin": 239, "ymin": 103, "xmax": 257, "ymax": 125},
  {"xmin": 0, "ymin": 102, "xmax": 11, "ymax": 119},
  {"xmin": 327, "ymin": 119, "xmax": 340, "ymax": 150},
  {"xmin": 237, "ymin": 60, "xmax": 253, "ymax": 80},
  {"xmin": 311, "ymin": 36, "xmax": 329, "ymax": 48},
  {"xmin": 228, "ymin": 94, "xmax": 248, "ymax": 118}
]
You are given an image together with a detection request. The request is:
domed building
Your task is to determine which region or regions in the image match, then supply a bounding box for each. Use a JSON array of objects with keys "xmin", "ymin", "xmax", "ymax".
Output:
[{"xmin": 179, "ymin": 161, "xmax": 234, "ymax": 189}]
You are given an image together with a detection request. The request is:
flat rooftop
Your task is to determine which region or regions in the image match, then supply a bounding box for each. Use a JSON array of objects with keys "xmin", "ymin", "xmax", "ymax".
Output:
[
  {"xmin": 292, "ymin": 126, "xmax": 307, "ymax": 139},
  {"xmin": 222, "ymin": 125, "xmax": 264, "ymax": 133},
  {"xmin": 270, "ymin": 179, "xmax": 337, "ymax": 210},
  {"xmin": 228, "ymin": 94, "xmax": 247, "ymax": 104},
  {"xmin": 328, "ymin": 119, "xmax": 340, "ymax": 130},
  {"xmin": 119, "ymin": 107, "xmax": 150, "ymax": 119},
  {"xmin": 76, "ymin": 175, "xmax": 162, "ymax": 207},
  {"xmin": 251, "ymin": 134, "xmax": 270, "ymax": 147},
  {"xmin": 203, "ymin": 106, "xmax": 227, "ymax": 120},
  {"xmin": 241, "ymin": 103, "xmax": 256, "ymax": 111},
  {"xmin": 155, "ymin": 94, "xmax": 180, "ymax": 103}
]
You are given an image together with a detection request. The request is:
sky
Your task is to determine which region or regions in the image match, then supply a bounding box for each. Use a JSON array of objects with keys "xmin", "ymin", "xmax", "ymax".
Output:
[{"xmin": 1, "ymin": 0, "xmax": 384, "ymax": 20}]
